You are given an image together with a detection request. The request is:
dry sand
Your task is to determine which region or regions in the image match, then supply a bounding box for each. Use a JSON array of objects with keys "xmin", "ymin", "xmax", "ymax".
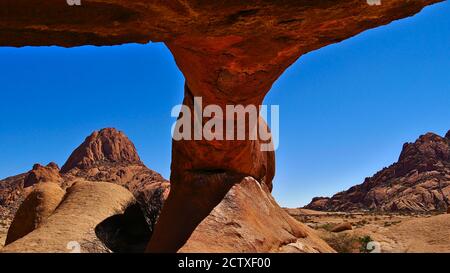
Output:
[{"xmin": 287, "ymin": 208, "xmax": 450, "ymax": 253}]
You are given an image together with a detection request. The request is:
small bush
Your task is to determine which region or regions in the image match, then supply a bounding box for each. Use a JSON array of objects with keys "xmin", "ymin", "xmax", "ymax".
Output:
[
  {"xmin": 318, "ymin": 223, "xmax": 334, "ymax": 231},
  {"xmin": 359, "ymin": 235, "xmax": 374, "ymax": 253},
  {"xmin": 323, "ymin": 234, "xmax": 377, "ymax": 253},
  {"xmin": 323, "ymin": 233, "xmax": 360, "ymax": 253}
]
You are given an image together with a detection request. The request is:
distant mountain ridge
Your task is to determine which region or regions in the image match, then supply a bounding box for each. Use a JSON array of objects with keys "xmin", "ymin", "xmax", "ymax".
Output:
[{"xmin": 306, "ymin": 131, "xmax": 450, "ymax": 212}]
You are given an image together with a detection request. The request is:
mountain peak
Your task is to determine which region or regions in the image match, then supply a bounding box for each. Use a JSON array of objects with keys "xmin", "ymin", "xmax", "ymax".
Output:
[
  {"xmin": 61, "ymin": 128, "xmax": 141, "ymax": 173},
  {"xmin": 398, "ymin": 132, "xmax": 450, "ymax": 164},
  {"xmin": 306, "ymin": 129, "xmax": 450, "ymax": 212}
]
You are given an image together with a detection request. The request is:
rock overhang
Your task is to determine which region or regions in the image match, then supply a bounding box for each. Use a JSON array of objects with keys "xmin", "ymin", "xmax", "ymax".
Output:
[{"xmin": 1, "ymin": 0, "xmax": 444, "ymax": 253}]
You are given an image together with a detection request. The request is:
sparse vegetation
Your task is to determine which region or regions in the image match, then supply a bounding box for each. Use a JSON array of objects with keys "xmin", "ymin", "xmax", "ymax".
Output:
[
  {"xmin": 384, "ymin": 220, "xmax": 401, "ymax": 227},
  {"xmin": 318, "ymin": 223, "xmax": 334, "ymax": 231},
  {"xmin": 323, "ymin": 234, "xmax": 376, "ymax": 253},
  {"xmin": 354, "ymin": 219, "xmax": 369, "ymax": 227},
  {"xmin": 359, "ymin": 235, "xmax": 374, "ymax": 253},
  {"xmin": 323, "ymin": 233, "xmax": 360, "ymax": 253}
]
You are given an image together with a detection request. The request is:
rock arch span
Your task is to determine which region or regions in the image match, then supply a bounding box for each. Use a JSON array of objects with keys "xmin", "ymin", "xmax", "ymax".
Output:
[{"xmin": 0, "ymin": 0, "xmax": 443, "ymax": 252}]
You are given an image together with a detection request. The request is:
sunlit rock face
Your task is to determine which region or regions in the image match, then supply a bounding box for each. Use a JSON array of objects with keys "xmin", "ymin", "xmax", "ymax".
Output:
[
  {"xmin": 306, "ymin": 131, "xmax": 450, "ymax": 212},
  {"xmin": 0, "ymin": 0, "xmax": 443, "ymax": 252},
  {"xmin": 61, "ymin": 128, "xmax": 142, "ymax": 173}
]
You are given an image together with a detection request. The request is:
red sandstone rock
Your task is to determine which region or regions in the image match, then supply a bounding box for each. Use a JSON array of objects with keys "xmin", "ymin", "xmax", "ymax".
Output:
[
  {"xmin": 306, "ymin": 197, "xmax": 332, "ymax": 211},
  {"xmin": 306, "ymin": 131, "xmax": 450, "ymax": 212},
  {"xmin": 0, "ymin": 0, "xmax": 443, "ymax": 253},
  {"xmin": 5, "ymin": 183, "xmax": 65, "ymax": 245},
  {"xmin": 60, "ymin": 128, "xmax": 169, "ymax": 231},
  {"xmin": 179, "ymin": 177, "xmax": 334, "ymax": 253},
  {"xmin": 0, "ymin": 163, "xmax": 62, "ymax": 219},
  {"xmin": 331, "ymin": 222, "xmax": 353, "ymax": 233},
  {"xmin": 1, "ymin": 129, "xmax": 332, "ymax": 253},
  {"xmin": 23, "ymin": 163, "xmax": 62, "ymax": 188},
  {"xmin": 63, "ymin": 163, "xmax": 170, "ymax": 233},
  {"xmin": 0, "ymin": 174, "xmax": 27, "ymax": 216},
  {"xmin": 61, "ymin": 128, "xmax": 142, "ymax": 173},
  {"xmin": 1, "ymin": 181, "xmax": 137, "ymax": 253},
  {"xmin": 1, "ymin": 128, "xmax": 169, "ymax": 236}
]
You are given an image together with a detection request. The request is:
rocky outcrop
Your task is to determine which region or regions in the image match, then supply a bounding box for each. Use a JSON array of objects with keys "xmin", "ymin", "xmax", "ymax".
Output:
[
  {"xmin": 149, "ymin": 1, "xmax": 443, "ymax": 252},
  {"xmin": 0, "ymin": 163, "xmax": 63, "ymax": 219},
  {"xmin": 64, "ymin": 163, "xmax": 170, "ymax": 233},
  {"xmin": 61, "ymin": 128, "xmax": 170, "ymax": 232},
  {"xmin": 23, "ymin": 163, "xmax": 62, "ymax": 188},
  {"xmin": 179, "ymin": 177, "xmax": 334, "ymax": 253},
  {"xmin": 1, "ymin": 128, "xmax": 170, "ymax": 241},
  {"xmin": 5, "ymin": 183, "xmax": 65, "ymax": 245},
  {"xmin": 331, "ymin": 223, "xmax": 353, "ymax": 233},
  {"xmin": 0, "ymin": 128, "xmax": 171, "ymax": 253},
  {"xmin": 0, "ymin": 0, "xmax": 443, "ymax": 252},
  {"xmin": 306, "ymin": 197, "xmax": 332, "ymax": 211},
  {"xmin": 1, "ymin": 129, "xmax": 334, "ymax": 253},
  {"xmin": 306, "ymin": 131, "xmax": 450, "ymax": 212},
  {"xmin": 0, "ymin": 174, "xmax": 28, "ymax": 217},
  {"xmin": 1, "ymin": 181, "xmax": 138, "ymax": 253},
  {"xmin": 61, "ymin": 128, "xmax": 142, "ymax": 173}
]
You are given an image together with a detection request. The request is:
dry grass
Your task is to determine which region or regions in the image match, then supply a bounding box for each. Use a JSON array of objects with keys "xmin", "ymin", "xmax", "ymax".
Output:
[
  {"xmin": 286, "ymin": 208, "xmax": 450, "ymax": 253},
  {"xmin": 321, "ymin": 233, "xmax": 369, "ymax": 253}
]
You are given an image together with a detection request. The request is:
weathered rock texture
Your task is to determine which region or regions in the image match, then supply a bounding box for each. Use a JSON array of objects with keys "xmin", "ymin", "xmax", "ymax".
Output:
[
  {"xmin": 61, "ymin": 128, "xmax": 170, "ymax": 232},
  {"xmin": 0, "ymin": 163, "xmax": 63, "ymax": 219},
  {"xmin": 180, "ymin": 177, "xmax": 334, "ymax": 253},
  {"xmin": 330, "ymin": 222, "xmax": 353, "ymax": 233},
  {"xmin": 61, "ymin": 128, "xmax": 142, "ymax": 173},
  {"xmin": 0, "ymin": 174, "xmax": 28, "ymax": 218},
  {"xmin": 1, "ymin": 181, "xmax": 136, "ymax": 253},
  {"xmin": 0, "ymin": 128, "xmax": 170, "ymax": 250},
  {"xmin": 0, "ymin": 0, "xmax": 443, "ymax": 252},
  {"xmin": 1, "ymin": 129, "xmax": 334, "ymax": 253},
  {"xmin": 24, "ymin": 163, "xmax": 62, "ymax": 188},
  {"xmin": 306, "ymin": 131, "xmax": 450, "ymax": 212},
  {"xmin": 5, "ymin": 183, "xmax": 65, "ymax": 245}
]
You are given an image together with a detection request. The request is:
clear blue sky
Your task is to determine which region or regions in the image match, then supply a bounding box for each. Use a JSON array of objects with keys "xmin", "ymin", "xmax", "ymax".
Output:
[{"xmin": 0, "ymin": 2, "xmax": 449, "ymax": 207}]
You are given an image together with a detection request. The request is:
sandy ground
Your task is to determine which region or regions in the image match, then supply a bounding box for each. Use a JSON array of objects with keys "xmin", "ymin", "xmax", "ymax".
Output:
[
  {"xmin": 1, "ymin": 206, "xmax": 448, "ymax": 253},
  {"xmin": 286, "ymin": 208, "xmax": 450, "ymax": 253},
  {"xmin": 353, "ymin": 214, "xmax": 450, "ymax": 253}
]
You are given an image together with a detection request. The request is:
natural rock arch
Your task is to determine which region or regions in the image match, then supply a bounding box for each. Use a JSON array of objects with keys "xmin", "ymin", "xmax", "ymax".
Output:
[{"xmin": 0, "ymin": 0, "xmax": 443, "ymax": 252}]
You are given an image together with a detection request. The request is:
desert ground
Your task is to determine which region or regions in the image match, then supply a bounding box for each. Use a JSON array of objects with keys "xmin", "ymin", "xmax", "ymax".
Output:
[
  {"xmin": 2, "ymin": 207, "xmax": 449, "ymax": 253},
  {"xmin": 1, "ymin": 0, "xmax": 446, "ymax": 254},
  {"xmin": 285, "ymin": 208, "xmax": 450, "ymax": 253}
]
